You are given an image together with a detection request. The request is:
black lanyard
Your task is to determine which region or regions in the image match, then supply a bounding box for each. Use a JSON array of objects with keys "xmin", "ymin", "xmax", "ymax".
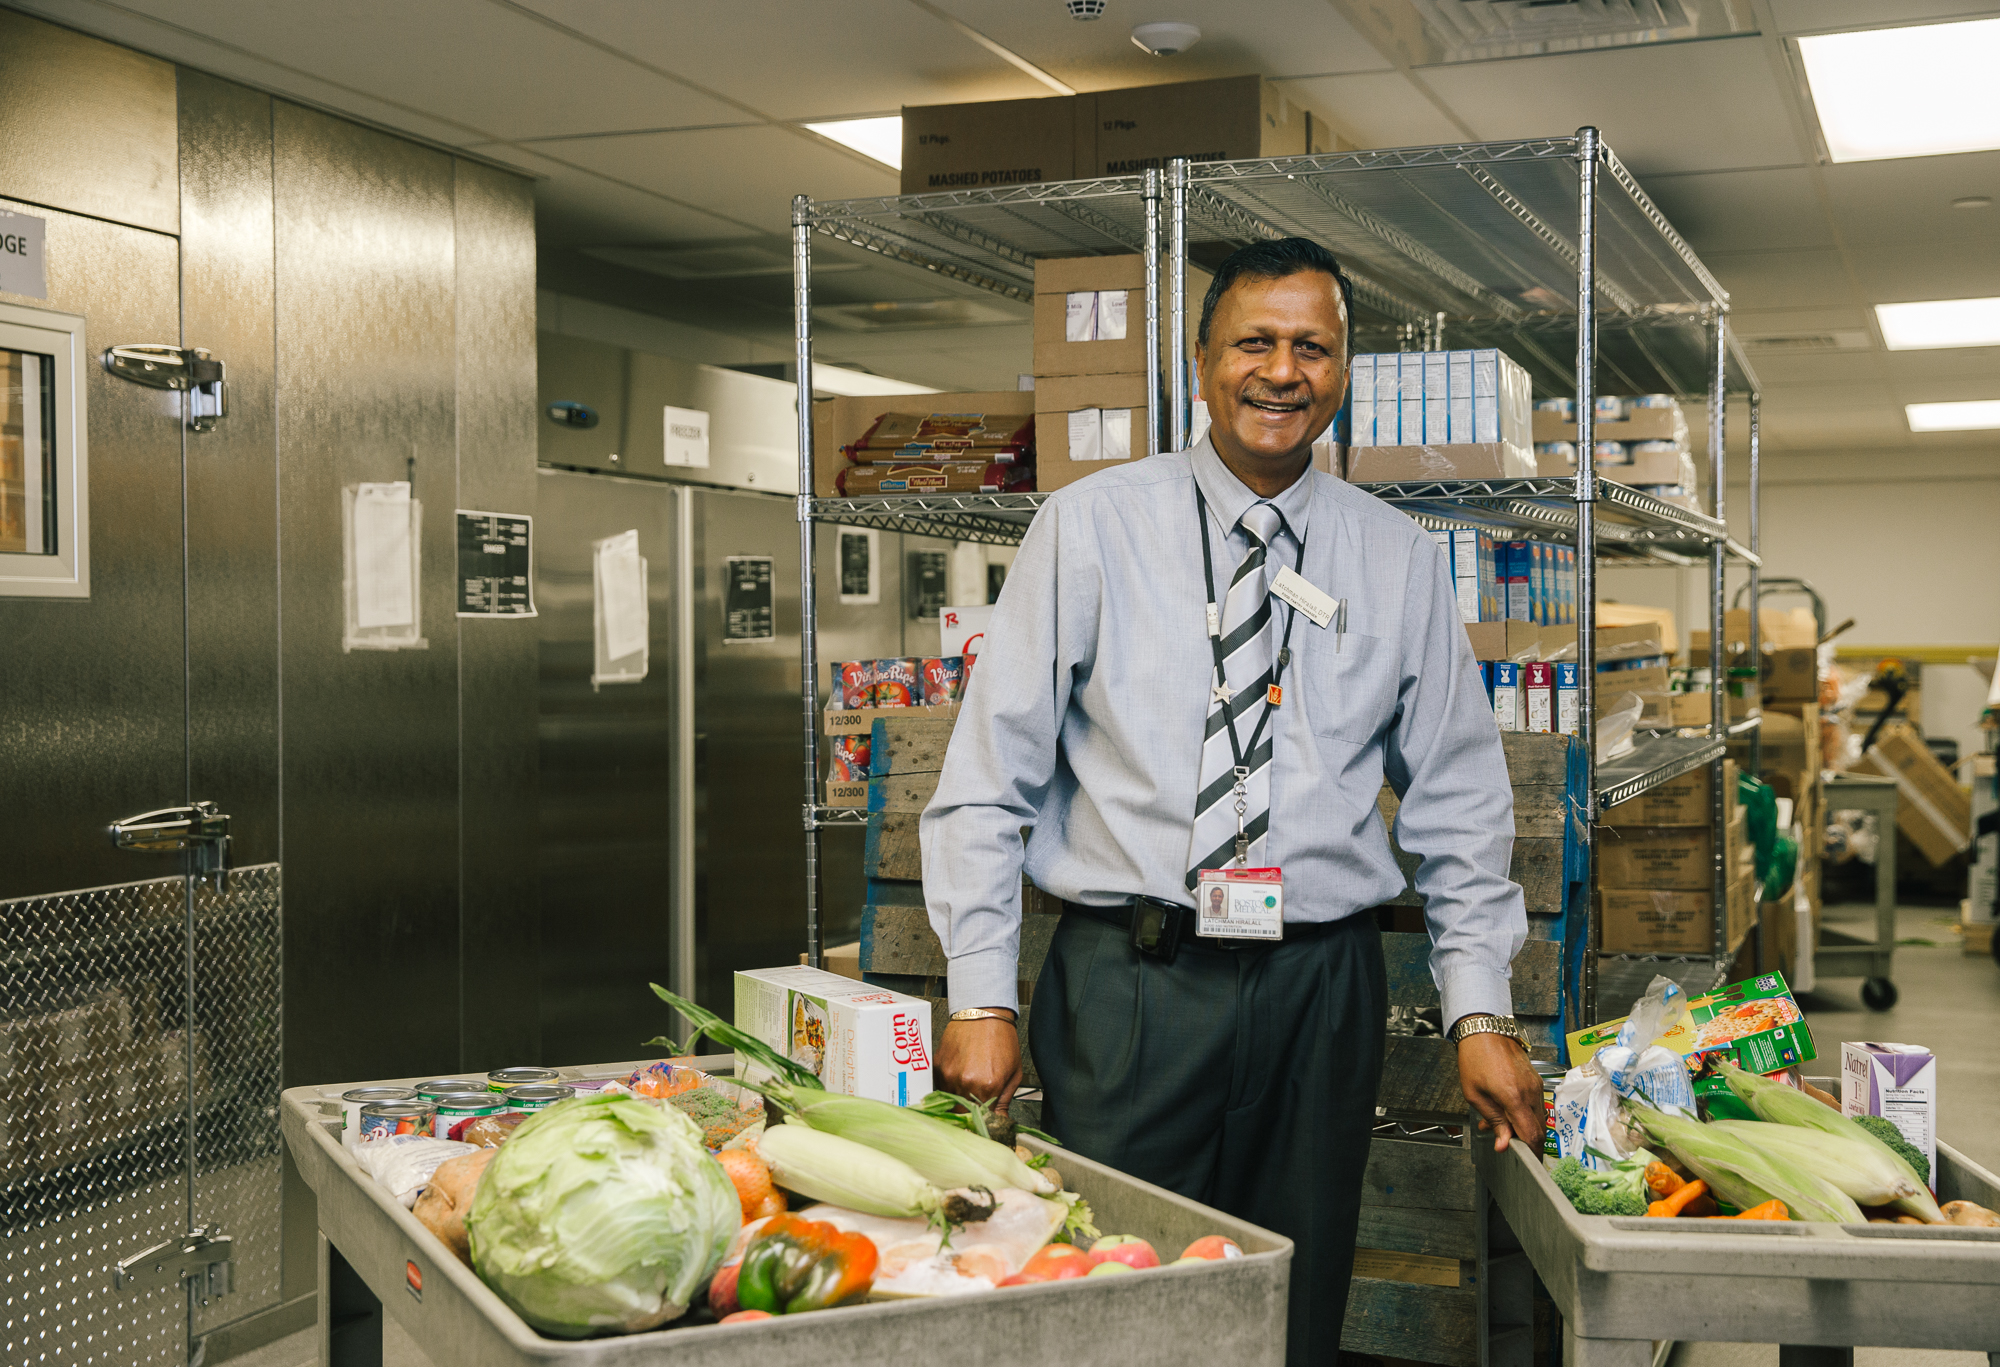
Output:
[{"xmin": 1196, "ymin": 486, "xmax": 1307, "ymax": 774}]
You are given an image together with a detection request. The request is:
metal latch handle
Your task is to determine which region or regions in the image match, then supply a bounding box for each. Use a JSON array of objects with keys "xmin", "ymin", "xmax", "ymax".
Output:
[
  {"xmin": 101, "ymin": 344, "xmax": 227, "ymax": 432},
  {"xmin": 110, "ymin": 801, "xmax": 231, "ymax": 889},
  {"xmin": 115, "ymin": 1225, "xmax": 234, "ymax": 1302}
]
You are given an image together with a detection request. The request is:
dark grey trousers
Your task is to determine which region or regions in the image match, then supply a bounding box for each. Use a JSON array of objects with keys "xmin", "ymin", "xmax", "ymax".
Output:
[{"xmin": 1030, "ymin": 909, "xmax": 1386, "ymax": 1367}]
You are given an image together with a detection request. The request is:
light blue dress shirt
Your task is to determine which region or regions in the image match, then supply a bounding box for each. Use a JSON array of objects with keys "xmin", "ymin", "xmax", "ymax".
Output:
[{"xmin": 919, "ymin": 437, "xmax": 1526, "ymax": 1029}]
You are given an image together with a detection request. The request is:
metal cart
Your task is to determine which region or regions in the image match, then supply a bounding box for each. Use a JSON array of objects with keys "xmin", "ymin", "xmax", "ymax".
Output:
[{"xmin": 1820, "ymin": 771, "xmax": 1901, "ymax": 1008}]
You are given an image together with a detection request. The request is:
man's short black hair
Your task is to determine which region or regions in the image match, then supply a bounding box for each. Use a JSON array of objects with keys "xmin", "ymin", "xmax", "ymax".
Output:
[{"xmin": 1196, "ymin": 237, "xmax": 1353, "ymax": 355}]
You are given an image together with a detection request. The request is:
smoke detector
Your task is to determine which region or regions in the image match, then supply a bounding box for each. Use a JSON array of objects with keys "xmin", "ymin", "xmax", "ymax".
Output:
[
  {"xmin": 1131, "ymin": 21, "xmax": 1200, "ymax": 55},
  {"xmin": 1066, "ymin": 0, "xmax": 1106, "ymax": 18}
]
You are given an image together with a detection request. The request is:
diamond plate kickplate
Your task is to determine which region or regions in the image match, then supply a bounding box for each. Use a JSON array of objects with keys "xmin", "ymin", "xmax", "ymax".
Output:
[{"xmin": 0, "ymin": 865, "xmax": 281, "ymax": 1364}]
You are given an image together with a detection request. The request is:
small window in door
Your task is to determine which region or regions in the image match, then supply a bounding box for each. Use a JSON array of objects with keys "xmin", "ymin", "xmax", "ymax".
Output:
[{"xmin": 0, "ymin": 302, "xmax": 87, "ymax": 598}]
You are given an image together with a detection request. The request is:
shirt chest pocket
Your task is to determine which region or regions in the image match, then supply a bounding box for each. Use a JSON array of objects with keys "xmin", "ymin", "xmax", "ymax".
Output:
[{"xmin": 1296, "ymin": 630, "xmax": 1398, "ymax": 746}]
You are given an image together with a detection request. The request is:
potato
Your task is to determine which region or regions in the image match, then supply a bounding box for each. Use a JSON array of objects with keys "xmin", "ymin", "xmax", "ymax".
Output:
[{"xmin": 413, "ymin": 1148, "xmax": 495, "ymax": 1263}]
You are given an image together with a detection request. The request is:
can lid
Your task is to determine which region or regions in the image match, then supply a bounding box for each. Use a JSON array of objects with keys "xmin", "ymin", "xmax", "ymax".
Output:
[
  {"xmin": 508, "ymin": 1084, "xmax": 575, "ymax": 1101},
  {"xmin": 431, "ymin": 1091, "xmax": 505, "ymax": 1108},
  {"xmin": 342, "ymin": 1086, "xmax": 418, "ymax": 1103},
  {"xmin": 360, "ymin": 1100, "xmax": 435, "ymax": 1117},
  {"xmin": 416, "ymin": 1079, "xmax": 488, "ymax": 1096},
  {"xmin": 488, "ymin": 1067, "xmax": 561, "ymax": 1084}
]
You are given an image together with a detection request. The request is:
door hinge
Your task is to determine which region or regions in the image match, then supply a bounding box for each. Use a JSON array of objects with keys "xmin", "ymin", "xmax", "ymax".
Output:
[
  {"xmin": 109, "ymin": 800, "xmax": 232, "ymax": 891},
  {"xmin": 115, "ymin": 1225, "xmax": 234, "ymax": 1305},
  {"xmin": 101, "ymin": 344, "xmax": 227, "ymax": 432}
]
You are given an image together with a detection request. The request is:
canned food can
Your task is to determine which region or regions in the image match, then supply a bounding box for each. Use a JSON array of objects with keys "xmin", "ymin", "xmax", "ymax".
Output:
[
  {"xmin": 488, "ymin": 1067, "xmax": 561, "ymax": 1091},
  {"xmin": 920, "ymin": 656, "xmax": 963, "ymax": 706},
  {"xmin": 508, "ymin": 1084, "xmax": 575, "ymax": 1112},
  {"xmin": 432, "ymin": 1090, "xmax": 507, "ymax": 1138},
  {"xmin": 1631, "ymin": 394, "xmax": 1677, "ymax": 410},
  {"xmin": 1534, "ymin": 440, "xmax": 1576, "ymax": 464},
  {"xmin": 1593, "ymin": 395, "xmax": 1628, "ymax": 422},
  {"xmin": 834, "ymin": 660, "xmax": 874, "ymax": 710},
  {"xmin": 828, "ymin": 734, "xmax": 871, "ymax": 782},
  {"xmin": 960, "ymin": 653, "xmax": 976, "ymax": 695},
  {"xmin": 415, "ymin": 1078, "xmax": 488, "ymax": 1099},
  {"xmin": 1533, "ymin": 397, "xmax": 1574, "ymax": 418},
  {"xmin": 1631, "ymin": 440, "xmax": 1681, "ymax": 456},
  {"xmin": 1591, "ymin": 440, "xmax": 1629, "ymax": 465},
  {"xmin": 340, "ymin": 1086, "xmax": 418, "ymax": 1151},
  {"xmin": 358, "ymin": 1100, "xmax": 436, "ymax": 1143},
  {"xmin": 871, "ymin": 657, "xmax": 919, "ymax": 708}
]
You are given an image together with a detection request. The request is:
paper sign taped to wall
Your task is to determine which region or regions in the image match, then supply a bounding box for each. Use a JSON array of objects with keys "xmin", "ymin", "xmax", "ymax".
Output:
[
  {"xmin": 939, "ymin": 604, "xmax": 993, "ymax": 658},
  {"xmin": 354, "ymin": 482, "xmax": 415, "ymax": 628},
  {"xmin": 596, "ymin": 529, "xmax": 648, "ymax": 661}
]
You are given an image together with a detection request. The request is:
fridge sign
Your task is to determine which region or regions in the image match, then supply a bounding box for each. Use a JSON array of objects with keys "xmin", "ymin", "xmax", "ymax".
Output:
[{"xmin": 0, "ymin": 209, "xmax": 47, "ymax": 299}]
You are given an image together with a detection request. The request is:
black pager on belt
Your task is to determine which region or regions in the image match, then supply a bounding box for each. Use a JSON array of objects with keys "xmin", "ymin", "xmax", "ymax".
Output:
[{"xmin": 1129, "ymin": 896, "xmax": 1186, "ymax": 965}]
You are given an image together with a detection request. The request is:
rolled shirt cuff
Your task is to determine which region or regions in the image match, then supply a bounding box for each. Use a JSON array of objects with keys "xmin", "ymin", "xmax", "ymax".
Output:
[
  {"xmin": 1438, "ymin": 966, "xmax": 1515, "ymax": 1036},
  {"xmin": 946, "ymin": 948, "xmax": 1020, "ymax": 1016}
]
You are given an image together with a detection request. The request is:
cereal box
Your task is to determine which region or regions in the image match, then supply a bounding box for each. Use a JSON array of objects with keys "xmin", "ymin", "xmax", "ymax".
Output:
[{"xmin": 732, "ymin": 966, "xmax": 933, "ymax": 1107}]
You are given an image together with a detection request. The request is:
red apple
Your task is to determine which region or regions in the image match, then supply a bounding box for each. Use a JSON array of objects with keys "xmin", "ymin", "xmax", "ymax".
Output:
[
  {"xmin": 1023, "ymin": 1244, "xmax": 1092, "ymax": 1279},
  {"xmin": 1086, "ymin": 1260, "xmax": 1135, "ymax": 1277},
  {"xmin": 1178, "ymin": 1236, "xmax": 1244, "ymax": 1261},
  {"xmin": 1087, "ymin": 1236, "xmax": 1160, "ymax": 1270},
  {"xmin": 719, "ymin": 1310, "xmax": 772, "ymax": 1325}
]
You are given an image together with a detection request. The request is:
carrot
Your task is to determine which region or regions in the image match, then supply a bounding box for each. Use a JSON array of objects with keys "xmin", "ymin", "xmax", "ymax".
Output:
[
  {"xmin": 1647, "ymin": 1179, "xmax": 1709, "ymax": 1217},
  {"xmin": 1722, "ymin": 1200, "xmax": 1789, "ymax": 1221},
  {"xmin": 1644, "ymin": 1161, "xmax": 1685, "ymax": 1198}
]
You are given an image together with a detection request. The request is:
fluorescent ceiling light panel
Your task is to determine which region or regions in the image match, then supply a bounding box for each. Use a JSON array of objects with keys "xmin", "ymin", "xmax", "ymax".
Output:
[
  {"xmin": 1906, "ymin": 400, "xmax": 2000, "ymax": 432},
  {"xmin": 803, "ymin": 116, "xmax": 902, "ymax": 169},
  {"xmin": 811, "ymin": 365, "xmax": 939, "ymax": 397},
  {"xmin": 1799, "ymin": 18, "xmax": 2000, "ymax": 162},
  {"xmin": 1876, "ymin": 298, "xmax": 2000, "ymax": 351}
]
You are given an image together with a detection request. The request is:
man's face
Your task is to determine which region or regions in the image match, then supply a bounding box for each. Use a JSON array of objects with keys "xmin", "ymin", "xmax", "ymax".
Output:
[{"xmin": 1196, "ymin": 270, "xmax": 1348, "ymax": 471}]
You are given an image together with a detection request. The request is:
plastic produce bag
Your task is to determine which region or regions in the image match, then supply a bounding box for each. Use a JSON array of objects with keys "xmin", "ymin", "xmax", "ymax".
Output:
[
  {"xmin": 1595, "ymin": 693, "xmax": 1643, "ymax": 764},
  {"xmin": 355, "ymin": 1134, "xmax": 479, "ymax": 1208},
  {"xmin": 1737, "ymin": 771, "xmax": 1796, "ymax": 902},
  {"xmin": 1552, "ymin": 976, "xmax": 1696, "ymax": 1168}
]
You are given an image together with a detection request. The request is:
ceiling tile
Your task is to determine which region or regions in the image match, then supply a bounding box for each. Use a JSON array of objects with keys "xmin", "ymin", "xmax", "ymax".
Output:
[
  {"xmin": 513, "ymin": 0, "xmax": 1050, "ymax": 119},
  {"xmin": 1418, "ymin": 36, "xmax": 1807, "ymax": 174},
  {"xmin": 1276, "ymin": 72, "xmax": 1467, "ymax": 149},
  {"xmin": 1821, "ymin": 150, "xmax": 2000, "ymax": 248},
  {"xmin": 550, "ymin": 126, "xmax": 899, "ymax": 236},
  {"xmin": 1767, "ymin": 1, "xmax": 2000, "ymax": 36},
  {"xmin": 1737, "ymin": 350, "xmax": 1887, "ymax": 386},
  {"xmin": 927, "ymin": 0, "xmax": 1391, "ymax": 91},
  {"xmin": 1638, "ymin": 167, "xmax": 1832, "ymax": 254},
  {"xmin": 1847, "ymin": 240, "xmax": 2000, "ymax": 303},
  {"xmin": 503, "ymin": 147, "xmax": 756, "ymax": 247},
  {"xmin": 1702, "ymin": 249, "xmax": 1855, "ymax": 310},
  {"xmin": 1880, "ymin": 348, "xmax": 2000, "ymax": 384}
]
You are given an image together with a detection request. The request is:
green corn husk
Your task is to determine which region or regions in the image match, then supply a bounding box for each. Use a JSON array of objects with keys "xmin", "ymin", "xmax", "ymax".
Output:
[
  {"xmin": 1626, "ymin": 1102, "xmax": 1864, "ymax": 1223},
  {"xmin": 648, "ymin": 983, "xmax": 1057, "ymax": 1197},
  {"xmin": 1709, "ymin": 1119, "xmax": 1921, "ymax": 1206},
  {"xmin": 1714, "ymin": 1060, "xmax": 1944, "ymax": 1223},
  {"xmin": 757, "ymin": 1121, "xmax": 947, "ymax": 1219}
]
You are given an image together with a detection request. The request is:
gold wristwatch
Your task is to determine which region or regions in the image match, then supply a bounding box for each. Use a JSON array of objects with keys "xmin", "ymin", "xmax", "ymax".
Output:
[
  {"xmin": 949, "ymin": 1008, "xmax": 1015, "ymax": 1023},
  {"xmin": 1448, "ymin": 1013, "xmax": 1528, "ymax": 1051}
]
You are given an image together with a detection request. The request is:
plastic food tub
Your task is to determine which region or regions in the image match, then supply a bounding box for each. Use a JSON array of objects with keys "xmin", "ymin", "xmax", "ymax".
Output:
[
  {"xmin": 283, "ymin": 1059, "xmax": 1291, "ymax": 1367},
  {"xmin": 1476, "ymin": 1130, "xmax": 2000, "ymax": 1363}
]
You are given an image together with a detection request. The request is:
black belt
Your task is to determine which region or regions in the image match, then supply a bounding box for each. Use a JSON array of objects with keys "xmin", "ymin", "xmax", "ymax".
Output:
[{"xmin": 1063, "ymin": 898, "xmax": 1348, "ymax": 955}]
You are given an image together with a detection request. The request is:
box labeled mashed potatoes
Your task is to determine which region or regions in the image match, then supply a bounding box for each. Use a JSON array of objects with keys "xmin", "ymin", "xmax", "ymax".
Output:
[{"xmin": 733, "ymin": 966, "xmax": 934, "ymax": 1106}]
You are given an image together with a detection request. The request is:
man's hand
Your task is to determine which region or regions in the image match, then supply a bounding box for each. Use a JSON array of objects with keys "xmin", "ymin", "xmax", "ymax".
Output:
[
  {"xmin": 938, "ymin": 1017, "xmax": 1023, "ymax": 1109},
  {"xmin": 1458, "ymin": 1032, "xmax": 1545, "ymax": 1153}
]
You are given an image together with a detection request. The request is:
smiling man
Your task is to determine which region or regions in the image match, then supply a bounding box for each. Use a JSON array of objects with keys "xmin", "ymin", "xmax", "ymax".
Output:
[{"xmin": 922, "ymin": 237, "xmax": 1541, "ymax": 1364}]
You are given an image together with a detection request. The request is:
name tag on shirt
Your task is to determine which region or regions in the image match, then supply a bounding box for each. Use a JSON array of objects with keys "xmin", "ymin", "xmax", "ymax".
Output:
[
  {"xmin": 1271, "ymin": 566, "xmax": 1340, "ymax": 629},
  {"xmin": 1195, "ymin": 866, "xmax": 1284, "ymax": 940}
]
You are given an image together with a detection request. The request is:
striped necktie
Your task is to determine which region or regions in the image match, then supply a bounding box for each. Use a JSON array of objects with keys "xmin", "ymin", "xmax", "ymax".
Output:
[{"xmin": 1187, "ymin": 501, "xmax": 1288, "ymax": 887}]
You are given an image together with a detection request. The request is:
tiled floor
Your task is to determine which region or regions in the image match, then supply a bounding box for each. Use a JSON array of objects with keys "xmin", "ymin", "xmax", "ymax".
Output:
[{"xmin": 222, "ymin": 904, "xmax": 2000, "ymax": 1366}]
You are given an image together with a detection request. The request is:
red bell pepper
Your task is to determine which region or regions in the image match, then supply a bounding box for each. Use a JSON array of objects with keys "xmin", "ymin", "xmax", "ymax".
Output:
[{"xmin": 734, "ymin": 1214, "xmax": 879, "ymax": 1314}]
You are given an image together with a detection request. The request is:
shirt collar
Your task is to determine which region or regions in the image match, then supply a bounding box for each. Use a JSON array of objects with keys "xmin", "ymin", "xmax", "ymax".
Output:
[{"xmin": 1188, "ymin": 434, "xmax": 1316, "ymax": 545}]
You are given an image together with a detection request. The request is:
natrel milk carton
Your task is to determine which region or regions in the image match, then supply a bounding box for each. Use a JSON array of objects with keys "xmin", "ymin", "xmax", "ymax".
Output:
[
  {"xmin": 733, "ymin": 966, "xmax": 934, "ymax": 1106},
  {"xmin": 1840, "ymin": 1041, "xmax": 1937, "ymax": 1183}
]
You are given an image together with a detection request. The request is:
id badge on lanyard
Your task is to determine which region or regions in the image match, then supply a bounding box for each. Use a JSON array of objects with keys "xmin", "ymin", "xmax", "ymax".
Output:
[{"xmin": 1196, "ymin": 866, "xmax": 1284, "ymax": 941}]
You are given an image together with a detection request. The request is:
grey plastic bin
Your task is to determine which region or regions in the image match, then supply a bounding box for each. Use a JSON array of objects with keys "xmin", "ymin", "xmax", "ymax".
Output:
[
  {"xmin": 282, "ymin": 1065, "xmax": 1291, "ymax": 1367},
  {"xmin": 1476, "ymin": 1132, "xmax": 2000, "ymax": 1363}
]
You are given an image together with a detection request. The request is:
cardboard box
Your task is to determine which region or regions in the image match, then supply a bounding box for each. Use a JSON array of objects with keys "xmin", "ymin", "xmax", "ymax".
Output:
[
  {"xmin": 835, "ymin": 461, "xmax": 1031, "ymax": 496},
  {"xmin": 1566, "ymin": 970, "xmax": 1816, "ymax": 1080},
  {"xmin": 1346, "ymin": 443, "xmax": 1536, "ymax": 481},
  {"xmin": 1596, "ymin": 690, "xmax": 1674, "ymax": 727},
  {"xmin": 1749, "ymin": 703, "xmax": 1820, "ymax": 776},
  {"xmin": 1762, "ymin": 646, "xmax": 1819, "ymax": 703},
  {"xmin": 902, "ymin": 77, "xmax": 1341, "ymax": 195},
  {"xmin": 1531, "ymin": 404, "xmax": 1689, "ymax": 445},
  {"xmin": 1689, "ymin": 607, "xmax": 1818, "ymax": 660},
  {"xmin": 1603, "ymin": 759, "xmax": 1738, "ymax": 828},
  {"xmin": 813, "ymin": 392, "xmax": 1036, "ymax": 498},
  {"xmin": 1598, "ymin": 811, "xmax": 1745, "ymax": 891},
  {"xmin": 1462, "ymin": 620, "xmax": 1576, "ymax": 663},
  {"xmin": 1600, "ymin": 449, "xmax": 1698, "ymax": 489},
  {"xmin": 1035, "ymin": 372, "xmax": 1152, "ymax": 491},
  {"xmin": 1597, "ymin": 622, "xmax": 1667, "ymax": 663},
  {"xmin": 1841, "ymin": 1042, "xmax": 1938, "ymax": 1182},
  {"xmin": 1597, "ymin": 663, "xmax": 1672, "ymax": 695},
  {"xmin": 1597, "ymin": 603, "xmax": 1678, "ymax": 656},
  {"xmin": 1599, "ymin": 874, "xmax": 1754, "ymax": 955},
  {"xmin": 1853, "ymin": 722, "xmax": 1973, "ymax": 867},
  {"xmin": 824, "ymin": 701, "xmax": 960, "ymax": 736},
  {"xmin": 824, "ymin": 941, "xmax": 864, "ymax": 983},
  {"xmin": 1972, "ymin": 753, "xmax": 1997, "ymax": 919},
  {"xmin": 1032, "ymin": 256, "xmax": 1211, "ymax": 378},
  {"xmin": 733, "ymin": 966, "xmax": 934, "ymax": 1106}
]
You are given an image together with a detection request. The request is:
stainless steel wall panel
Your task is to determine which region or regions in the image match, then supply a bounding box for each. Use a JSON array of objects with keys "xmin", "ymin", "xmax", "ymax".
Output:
[
  {"xmin": 0, "ymin": 10, "xmax": 179, "ymax": 235},
  {"xmin": 532, "ymin": 469, "xmax": 681, "ymax": 1061},
  {"xmin": 178, "ymin": 69, "xmax": 281, "ymax": 869},
  {"xmin": 0, "ymin": 197, "xmax": 185, "ymax": 901},
  {"xmin": 273, "ymin": 102, "xmax": 461, "ymax": 1089},
  {"xmin": 453, "ymin": 159, "xmax": 541, "ymax": 1069}
]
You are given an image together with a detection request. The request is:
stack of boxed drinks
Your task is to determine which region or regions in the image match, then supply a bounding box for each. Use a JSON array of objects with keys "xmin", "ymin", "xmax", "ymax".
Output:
[
  {"xmin": 822, "ymin": 655, "xmax": 968, "ymax": 805},
  {"xmin": 1345, "ymin": 349, "xmax": 1536, "ymax": 481}
]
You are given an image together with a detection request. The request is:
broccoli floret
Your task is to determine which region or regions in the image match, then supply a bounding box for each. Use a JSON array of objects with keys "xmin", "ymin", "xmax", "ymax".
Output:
[
  {"xmin": 1551, "ymin": 1153, "xmax": 1653, "ymax": 1217},
  {"xmin": 1852, "ymin": 1115, "xmax": 1929, "ymax": 1184}
]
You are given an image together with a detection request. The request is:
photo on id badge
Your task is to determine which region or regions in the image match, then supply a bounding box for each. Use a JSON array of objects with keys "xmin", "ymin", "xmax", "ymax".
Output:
[{"xmin": 1196, "ymin": 868, "xmax": 1284, "ymax": 940}]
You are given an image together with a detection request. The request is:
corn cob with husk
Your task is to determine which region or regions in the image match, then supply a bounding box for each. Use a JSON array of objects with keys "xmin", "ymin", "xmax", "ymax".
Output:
[
  {"xmin": 755, "ymin": 1122, "xmax": 948, "ymax": 1220},
  {"xmin": 1713, "ymin": 1059, "xmax": 1943, "ymax": 1223},
  {"xmin": 1626, "ymin": 1101, "xmax": 1864, "ymax": 1223},
  {"xmin": 1708, "ymin": 1119, "xmax": 1923, "ymax": 1207},
  {"xmin": 647, "ymin": 985, "xmax": 1058, "ymax": 1197}
]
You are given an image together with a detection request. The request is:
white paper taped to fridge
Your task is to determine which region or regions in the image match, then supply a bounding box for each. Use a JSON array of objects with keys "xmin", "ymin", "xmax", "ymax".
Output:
[
  {"xmin": 354, "ymin": 482, "xmax": 415, "ymax": 628},
  {"xmin": 595, "ymin": 529, "xmax": 648, "ymax": 661}
]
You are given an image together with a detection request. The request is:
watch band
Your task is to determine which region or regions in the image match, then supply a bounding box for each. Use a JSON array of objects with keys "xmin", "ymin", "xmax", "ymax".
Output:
[
  {"xmin": 949, "ymin": 1007, "xmax": 1015, "ymax": 1023},
  {"xmin": 1448, "ymin": 1013, "xmax": 1528, "ymax": 1050}
]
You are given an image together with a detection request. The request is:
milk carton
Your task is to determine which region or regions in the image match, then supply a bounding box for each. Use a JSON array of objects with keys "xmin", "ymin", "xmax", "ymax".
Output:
[
  {"xmin": 733, "ymin": 966, "xmax": 934, "ymax": 1106},
  {"xmin": 1841, "ymin": 1041, "xmax": 1937, "ymax": 1181}
]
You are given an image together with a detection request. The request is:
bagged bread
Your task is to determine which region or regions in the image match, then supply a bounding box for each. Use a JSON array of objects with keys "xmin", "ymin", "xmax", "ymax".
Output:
[{"xmin": 413, "ymin": 1147, "xmax": 495, "ymax": 1263}]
